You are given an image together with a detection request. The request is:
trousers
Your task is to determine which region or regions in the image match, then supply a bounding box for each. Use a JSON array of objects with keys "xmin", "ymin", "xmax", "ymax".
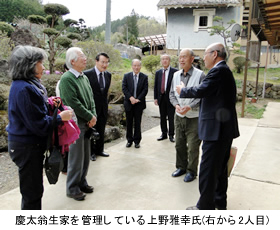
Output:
[
  {"xmin": 66, "ymin": 124, "xmax": 90, "ymax": 195},
  {"xmin": 8, "ymin": 141, "xmax": 46, "ymax": 210},
  {"xmin": 175, "ymin": 115, "xmax": 201, "ymax": 175}
]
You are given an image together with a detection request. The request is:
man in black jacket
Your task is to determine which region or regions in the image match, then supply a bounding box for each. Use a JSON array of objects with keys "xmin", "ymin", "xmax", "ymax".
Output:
[
  {"xmin": 122, "ymin": 59, "xmax": 148, "ymax": 148},
  {"xmin": 154, "ymin": 54, "xmax": 178, "ymax": 142},
  {"xmin": 177, "ymin": 43, "xmax": 240, "ymax": 210},
  {"xmin": 84, "ymin": 53, "xmax": 111, "ymax": 161}
]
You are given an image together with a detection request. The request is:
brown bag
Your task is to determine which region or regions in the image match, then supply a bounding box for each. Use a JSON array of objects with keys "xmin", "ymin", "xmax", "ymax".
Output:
[{"xmin": 228, "ymin": 146, "xmax": 237, "ymax": 177}]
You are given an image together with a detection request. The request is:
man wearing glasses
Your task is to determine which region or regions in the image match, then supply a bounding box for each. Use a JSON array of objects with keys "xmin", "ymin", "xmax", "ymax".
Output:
[
  {"xmin": 176, "ymin": 43, "xmax": 240, "ymax": 210},
  {"xmin": 85, "ymin": 53, "xmax": 111, "ymax": 161}
]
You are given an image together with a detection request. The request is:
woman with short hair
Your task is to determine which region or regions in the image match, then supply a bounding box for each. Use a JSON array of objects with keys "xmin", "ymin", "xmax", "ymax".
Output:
[{"xmin": 6, "ymin": 45, "xmax": 72, "ymax": 210}]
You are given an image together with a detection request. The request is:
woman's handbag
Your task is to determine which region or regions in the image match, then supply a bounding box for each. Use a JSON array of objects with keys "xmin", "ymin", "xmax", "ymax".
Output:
[{"xmin": 44, "ymin": 106, "xmax": 63, "ymax": 184}]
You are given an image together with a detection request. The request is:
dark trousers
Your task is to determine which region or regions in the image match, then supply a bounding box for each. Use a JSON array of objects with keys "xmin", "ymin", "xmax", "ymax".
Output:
[
  {"xmin": 8, "ymin": 141, "xmax": 46, "ymax": 210},
  {"xmin": 159, "ymin": 93, "xmax": 175, "ymax": 137},
  {"xmin": 197, "ymin": 138, "xmax": 232, "ymax": 210},
  {"xmin": 125, "ymin": 105, "xmax": 143, "ymax": 144},
  {"xmin": 91, "ymin": 113, "xmax": 107, "ymax": 156}
]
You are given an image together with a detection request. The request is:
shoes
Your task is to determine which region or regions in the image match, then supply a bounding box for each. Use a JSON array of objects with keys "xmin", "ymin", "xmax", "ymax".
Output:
[
  {"xmin": 80, "ymin": 185, "xmax": 94, "ymax": 193},
  {"xmin": 96, "ymin": 152, "xmax": 109, "ymax": 157},
  {"xmin": 90, "ymin": 154, "xmax": 96, "ymax": 161},
  {"xmin": 215, "ymin": 205, "xmax": 227, "ymax": 210},
  {"xmin": 157, "ymin": 135, "xmax": 167, "ymax": 141},
  {"xmin": 169, "ymin": 136, "xmax": 175, "ymax": 142},
  {"xmin": 135, "ymin": 143, "xmax": 140, "ymax": 148},
  {"xmin": 67, "ymin": 192, "xmax": 86, "ymax": 201},
  {"xmin": 126, "ymin": 142, "xmax": 132, "ymax": 148},
  {"xmin": 172, "ymin": 168, "xmax": 186, "ymax": 177},
  {"xmin": 186, "ymin": 206, "xmax": 199, "ymax": 210},
  {"xmin": 184, "ymin": 173, "xmax": 196, "ymax": 182}
]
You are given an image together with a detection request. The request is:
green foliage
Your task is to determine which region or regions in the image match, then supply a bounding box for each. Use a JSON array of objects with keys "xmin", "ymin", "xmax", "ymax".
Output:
[
  {"xmin": 170, "ymin": 55, "xmax": 179, "ymax": 69},
  {"xmin": 46, "ymin": 15, "xmax": 58, "ymax": 27},
  {"xmin": 41, "ymin": 74, "xmax": 61, "ymax": 97},
  {"xmin": 233, "ymin": 56, "xmax": 246, "ymax": 73},
  {"xmin": 44, "ymin": 4, "xmax": 69, "ymax": 28},
  {"xmin": 209, "ymin": 16, "xmax": 237, "ymax": 60},
  {"xmin": 76, "ymin": 40, "xmax": 122, "ymax": 70},
  {"xmin": 0, "ymin": 31, "xmax": 13, "ymax": 60},
  {"xmin": 111, "ymin": 32, "xmax": 125, "ymax": 44},
  {"xmin": 141, "ymin": 55, "xmax": 161, "ymax": 75},
  {"xmin": 0, "ymin": 0, "xmax": 45, "ymax": 22},
  {"xmin": 244, "ymin": 104, "xmax": 266, "ymax": 119},
  {"xmin": 64, "ymin": 19, "xmax": 78, "ymax": 27},
  {"xmin": 43, "ymin": 28, "xmax": 59, "ymax": 36},
  {"xmin": 0, "ymin": 22, "xmax": 14, "ymax": 36},
  {"xmin": 67, "ymin": 32, "xmax": 82, "ymax": 41},
  {"xmin": 109, "ymin": 74, "xmax": 123, "ymax": 103},
  {"xmin": 28, "ymin": 15, "xmax": 46, "ymax": 24},
  {"xmin": 55, "ymin": 36, "xmax": 72, "ymax": 48},
  {"xmin": 137, "ymin": 18, "xmax": 166, "ymax": 36},
  {"xmin": 44, "ymin": 4, "xmax": 70, "ymax": 17},
  {"xmin": 54, "ymin": 58, "xmax": 66, "ymax": 72}
]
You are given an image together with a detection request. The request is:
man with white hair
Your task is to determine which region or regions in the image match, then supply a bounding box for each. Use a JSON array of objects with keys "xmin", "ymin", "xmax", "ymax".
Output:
[{"xmin": 59, "ymin": 47, "xmax": 97, "ymax": 201}]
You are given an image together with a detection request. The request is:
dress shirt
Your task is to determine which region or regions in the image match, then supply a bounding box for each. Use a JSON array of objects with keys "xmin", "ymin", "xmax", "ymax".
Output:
[{"xmin": 95, "ymin": 66, "xmax": 105, "ymax": 87}]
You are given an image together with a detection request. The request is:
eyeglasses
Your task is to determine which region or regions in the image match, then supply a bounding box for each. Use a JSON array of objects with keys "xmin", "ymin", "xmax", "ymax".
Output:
[{"xmin": 203, "ymin": 50, "xmax": 220, "ymax": 57}]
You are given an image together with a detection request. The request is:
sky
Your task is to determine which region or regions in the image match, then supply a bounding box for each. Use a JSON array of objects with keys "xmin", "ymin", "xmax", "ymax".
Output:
[{"xmin": 42, "ymin": 0, "xmax": 165, "ymax": 27}]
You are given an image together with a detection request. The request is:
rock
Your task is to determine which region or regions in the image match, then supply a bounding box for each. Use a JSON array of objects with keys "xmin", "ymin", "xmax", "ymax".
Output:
[
  {"xmin": 114, "ymin": 43, "xmax": 143, "ymax": 59},
  {"xmin": 10, "ymin": 28, "xmax": 41, "ymax": 47},
  {"xmin": 0, "ymin": 60, "xmax": 10, "ymax": 85},
  {"xmin": 0, "ymin": 111, "xmax": 8, "ymax": 151},
  {"xmin": 0, "ymin": 84, "xmax": 9, "ymax": 110},
  {"xmin": 104, "ymin": 126, "xmax": 121, "ymax": 142},
  {"xmin": 107, "ymin": 104, "xmax": 125, "ymax": 126}
]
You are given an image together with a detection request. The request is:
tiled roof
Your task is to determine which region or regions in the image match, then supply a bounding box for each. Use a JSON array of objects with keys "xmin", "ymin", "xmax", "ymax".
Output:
[{"xmin": 157, "ymin": 0, "xmax": 241, "ymax": 9}]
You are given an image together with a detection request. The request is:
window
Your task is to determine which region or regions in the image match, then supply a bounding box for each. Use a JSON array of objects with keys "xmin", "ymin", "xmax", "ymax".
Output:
[
  {"xmin": 199, "ymin": 16, "xmax": 208, "ymax": 27},
  {"xmin": 193, "ymin": 9, "xmax": 216, "ymax": 32}
]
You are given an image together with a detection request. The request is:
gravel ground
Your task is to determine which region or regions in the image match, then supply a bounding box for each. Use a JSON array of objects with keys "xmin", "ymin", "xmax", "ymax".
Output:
[{"xmin": 0, "ymin": 113, "xmax": 159, "ymax": 195}]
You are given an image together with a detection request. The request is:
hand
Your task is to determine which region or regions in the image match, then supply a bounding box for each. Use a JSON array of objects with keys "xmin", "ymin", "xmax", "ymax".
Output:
[
  {"xmin": 154, "ymin": 99, "xmax": 158, "ymax": 106},
  {"xmin": 176, "ymin": 81, "xmax": 185, "ymax": 95},
  {"xmin": 180, "ymin": 106, "xmax": 191, "ymax": 115},
  {"xmin": 53, "ymin": 97, "xmax": 61, "ymax": 107},
  {"xmin": 129, "ymin": 96, "xmax": 137, "ymax": 104},
  {"xmin": 59, "ymin": 110, "xmax": 72, "ymax": 121},
  {"xmin": 88, "ymin": 116, "xmax": 97, "ymax": 128}
]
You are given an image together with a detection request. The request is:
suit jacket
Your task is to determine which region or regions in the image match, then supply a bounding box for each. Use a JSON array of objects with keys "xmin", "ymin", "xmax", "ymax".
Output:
[
  {"xmin": 122, "ymin": 72, "xmax": 148, "ymax": 112},
  {"xmin": 84, "ymin": 68, "xmax": 111, "ymax": 117},
  {"xmin": 154, "ymin": 67, "xmax": 178, "ymax": 105},
  {"xmin": 180, "ymin": 61, "xmax": 240, "ymax": 141}
]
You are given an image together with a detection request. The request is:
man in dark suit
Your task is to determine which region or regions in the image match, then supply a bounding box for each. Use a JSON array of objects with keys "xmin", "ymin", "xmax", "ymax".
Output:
[
  {"xmin": 84, "ymin": 53, "xmax": 111, "ymax": 161},
  {"xmin": 122, "ymin": 59, "xmax": 148, "ymax": 148},
  {"xmin": 176, "ymin": 43, "xmax": 240, "ymax": 210},
  {"xmin": 154, "ymin": 54, "xmax": 178, "ymax": 142}
]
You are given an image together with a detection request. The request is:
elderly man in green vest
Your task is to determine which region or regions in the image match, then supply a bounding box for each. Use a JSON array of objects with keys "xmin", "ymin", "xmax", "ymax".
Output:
[{"xmin": 59, "ymin": 47, "xmax": 97, "ymax": 201}]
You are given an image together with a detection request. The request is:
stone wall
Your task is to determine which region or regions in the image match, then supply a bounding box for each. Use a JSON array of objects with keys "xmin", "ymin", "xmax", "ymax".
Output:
[{"xmin": 236, "ymin": 80, "xmax": 280, "ymax": 101}]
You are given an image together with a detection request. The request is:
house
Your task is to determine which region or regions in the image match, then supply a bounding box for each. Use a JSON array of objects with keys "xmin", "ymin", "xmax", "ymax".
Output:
[{"xmin": 157, "ymin": 0, "xmax": 280, "ymax": 68}]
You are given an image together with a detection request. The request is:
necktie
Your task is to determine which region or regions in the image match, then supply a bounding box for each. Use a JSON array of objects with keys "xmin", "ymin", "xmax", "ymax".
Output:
[
  {"xmin": 99, "ymin": 72, "xmax": 104, "ymax": 90},
  {"xmin": 133, "ymin": 75, "xmax": 137, "ymax": 98},
  {"xmin": 161, "ymin": 69, "xmax": 166, "ymax": 94}
]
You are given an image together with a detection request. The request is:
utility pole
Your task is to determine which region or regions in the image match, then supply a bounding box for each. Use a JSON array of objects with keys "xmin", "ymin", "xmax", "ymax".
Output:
[{"xmin": 105, "ymin": 0, "xmax": 111, "ymax": 44}]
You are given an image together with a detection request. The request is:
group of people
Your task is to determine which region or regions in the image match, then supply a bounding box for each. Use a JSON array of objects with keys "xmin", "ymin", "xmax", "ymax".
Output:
[
  {"xmin": 6, "ymin": 42, "xmax": 239, "ymax": 210},
  {"xmin": 154, "ymin": 43, "xmax": 239, "ymax": 210}
]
